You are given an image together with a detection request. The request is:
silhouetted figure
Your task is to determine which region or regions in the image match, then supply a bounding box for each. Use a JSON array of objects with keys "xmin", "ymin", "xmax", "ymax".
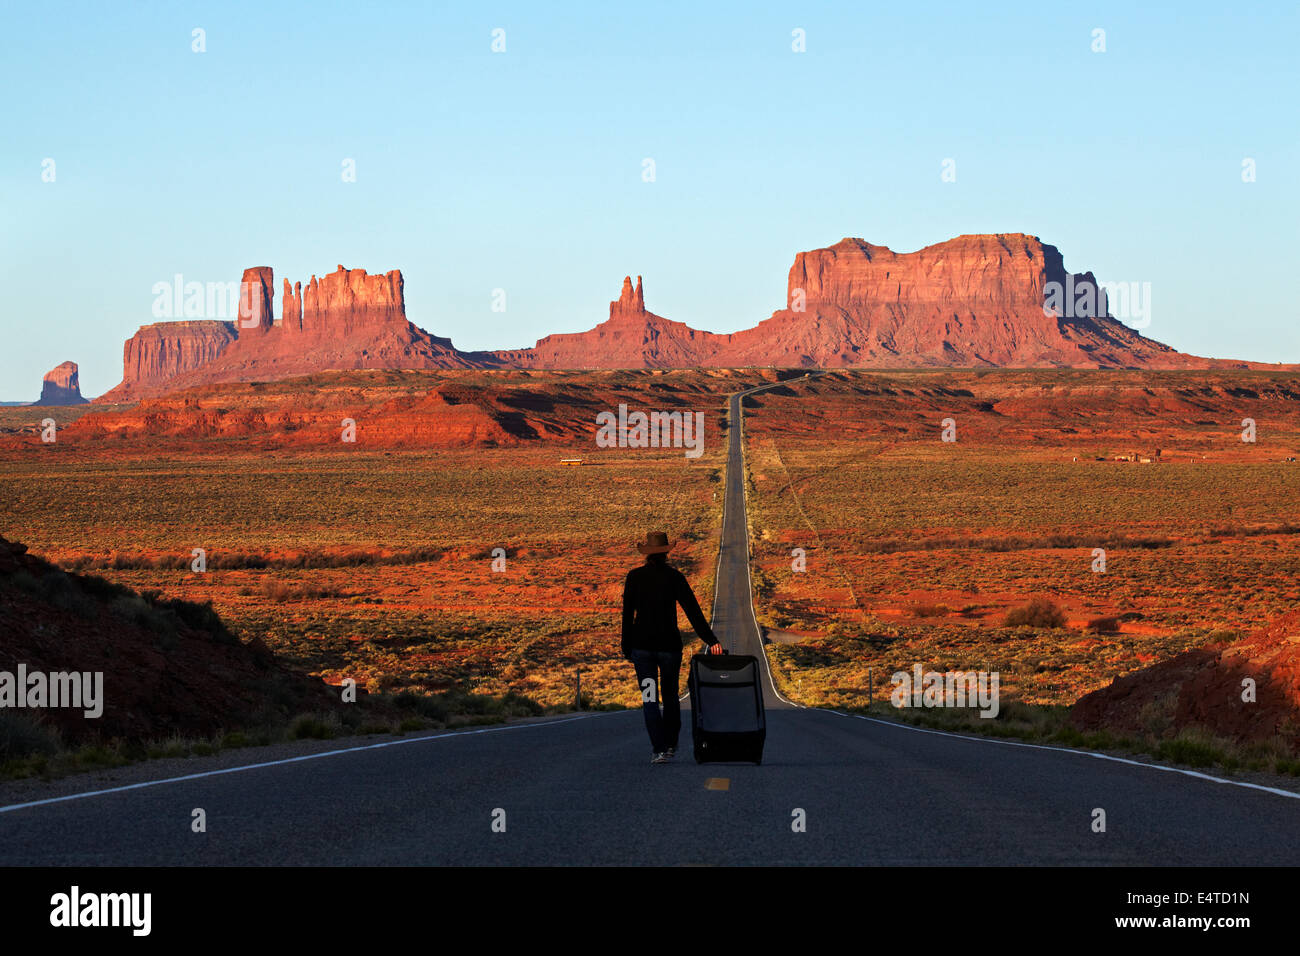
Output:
[{"xmin": 622, "ymin": 531, "xmax": 723, "ymax": 763}]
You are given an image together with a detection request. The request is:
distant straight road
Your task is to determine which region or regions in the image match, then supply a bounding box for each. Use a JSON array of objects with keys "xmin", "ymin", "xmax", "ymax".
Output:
[
  {"xmin": 705, "ymin": 381, "xmax": 795, "ymax": 706},
  {"xmin": 1, "ymin": 374, "xmax": 1298, "ymax": 865}
]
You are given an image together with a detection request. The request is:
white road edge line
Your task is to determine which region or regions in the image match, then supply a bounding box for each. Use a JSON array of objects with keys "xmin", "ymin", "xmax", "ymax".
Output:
[
  {"xmin": 0, "ymin": 712, "xmax": 621, "ymax": 816},
  {"xmin": 816, "ymin": 708, "xmax": 1300, "ymax": 802},
  {"xmin": 731, "ymin": 373, "xmax": 1300, "ymax": 804},
  {"xmin": 689, "ymin": 379, "xmax": 811, "ymax": 704},
  {"xmin": 48, "ymin": 373, "xmax": 1278, "ymax": 818},
  {"xmin": 2, "ymin": 375, "xmax": 811, "ymax": 812},
  {"xmin": 733, "ymin": 378, "xmax": 818, "ymax": 707},
  {"xmin": 12, "ymin": 378, "xmax": 778, "ymax": 812}
]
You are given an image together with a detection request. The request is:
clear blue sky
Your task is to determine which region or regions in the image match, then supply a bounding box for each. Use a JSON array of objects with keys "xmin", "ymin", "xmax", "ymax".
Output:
[{"xmin": 2, "ymin": 1, "xmax": 1296, "ymax": 398}]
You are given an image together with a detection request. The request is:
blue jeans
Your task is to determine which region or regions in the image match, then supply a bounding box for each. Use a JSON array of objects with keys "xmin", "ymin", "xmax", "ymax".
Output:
[{"xmin": 630, "ymin": 648, "xmax": 682, "ymax": 753}]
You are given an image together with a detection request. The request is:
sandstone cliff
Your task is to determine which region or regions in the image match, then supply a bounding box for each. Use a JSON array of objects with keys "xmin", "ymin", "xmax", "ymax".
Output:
[
  {"xmin": 282, "ymin": 278, "xmax": 302, "ymax": 333},
  {"xmin": 302, "ymin": 265, "xmax": 407, "ymax": 335},
  {"xmin": 96, "ymin": 235, "xmax": 1242, "ymax": 402},
  {"xmin": 166, "ymin": 266, "xmax": 483, "ymax": 390},
  {"xmin": 97, "ymin": 320, "xmax": 238, "ymax": 403},
  {"xmin": 712, "ymin": 234, "xmax": 1189, "ymax": 368},
  {"xmin": 491, "ymin": 275, "xmax": 724, "ymax": 369},
  {"xmin": 98, "ymin": 266, "xmax": 485, "ymax": 401},
  {"xmin": 237, "ymin": 266, "xmax": 275, "ymax": 333},
  {"xmin": 491, "ymin": 235, "xmax": 1203, "ymax": 372}
]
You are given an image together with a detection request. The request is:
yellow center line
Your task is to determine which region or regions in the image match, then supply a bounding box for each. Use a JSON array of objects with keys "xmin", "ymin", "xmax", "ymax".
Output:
[{"xmin": 705, "ymin": 778, "xmax": 730, "ymax": 791}]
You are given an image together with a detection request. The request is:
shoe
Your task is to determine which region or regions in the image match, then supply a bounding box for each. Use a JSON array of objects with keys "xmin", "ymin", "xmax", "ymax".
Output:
[
  {"xmin": 666, "ymin": 747, "xmax": 676, "ymax": 759},
  {"xmin": 651, "ymin": 752, "xmax": 670, "ymax": 764}
]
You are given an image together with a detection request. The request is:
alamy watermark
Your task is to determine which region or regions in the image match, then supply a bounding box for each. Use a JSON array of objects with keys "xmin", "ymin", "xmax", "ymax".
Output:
[
  {"xmin": 0, "ymin": 665, "xmax": 103, "ymax": 718},
  {"xmin": 150, "ymin": 274, "xmax": 265, "ymax": 325},
  {"xmin": 595, "ymin": 403, "xmax": 704, "ymax": 459},
  {"xmin": 890, "ymin": 664, "xmax": 999, "ymax": 718},
  {"xmin": 50, "ymin": 886, "xmax": 150, "ymax": 936},
  {"xmin": 1043, "ymin": 275, "xmax": 1151, "ymax": 329}
]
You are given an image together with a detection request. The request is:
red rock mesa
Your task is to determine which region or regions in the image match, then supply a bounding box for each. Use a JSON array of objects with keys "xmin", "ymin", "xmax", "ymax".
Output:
[{"xmin": 98, "ymin": 234, "xmax": 1241, "ymax": 401}]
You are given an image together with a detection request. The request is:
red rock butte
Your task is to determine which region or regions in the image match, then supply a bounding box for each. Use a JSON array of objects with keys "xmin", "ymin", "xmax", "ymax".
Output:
[
  {"xmin": 35, "ymin": 360, "xmax": 87, "ymax": 405},
  {"xmin": 488, "ymin": 274, "xmax": 725, "ymax": 369},
  {"xmin": 96, "ymin": 235, "xmax": 1270, "ymax": 402},
  {"xmin": 99, "ymin": 265, "xmax": 477, "ymax": 402}
]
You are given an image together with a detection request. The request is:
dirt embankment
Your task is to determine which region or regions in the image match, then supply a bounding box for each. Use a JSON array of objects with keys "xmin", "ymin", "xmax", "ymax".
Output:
[
  {"xmin": 1071, "ymin": 610, "xmax": 1300, "ymax": 751},
  {"xmin": 0, "ymin": 535, "xmax": 340, "ymax": 746}
]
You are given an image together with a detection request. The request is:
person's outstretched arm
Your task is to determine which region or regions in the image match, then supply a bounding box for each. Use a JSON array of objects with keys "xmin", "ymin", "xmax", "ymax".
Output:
[
  {"xmin": 621, "ymin": 570, "xmax": 636, "ymax": 660},
  {"xmin": 674, "ymin": 570, "xmax": 720, "ymax": 649}
]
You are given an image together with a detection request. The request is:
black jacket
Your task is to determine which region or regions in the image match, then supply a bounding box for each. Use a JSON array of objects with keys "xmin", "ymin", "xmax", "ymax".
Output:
[{"xmin": 621, "ymin": 560, "xmax": 719, "ymax": 656}]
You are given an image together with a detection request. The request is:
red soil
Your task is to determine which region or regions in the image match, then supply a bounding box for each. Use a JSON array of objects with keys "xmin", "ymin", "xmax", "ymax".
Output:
[{"xmin": 3, "ymin": 369, "xmax": 743, "ymax": 455}]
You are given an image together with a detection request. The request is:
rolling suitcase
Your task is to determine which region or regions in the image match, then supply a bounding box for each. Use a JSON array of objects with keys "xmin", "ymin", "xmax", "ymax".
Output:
[{"xmin": 688, "ymin": 653, "xmax": 766, "ymax": 764}]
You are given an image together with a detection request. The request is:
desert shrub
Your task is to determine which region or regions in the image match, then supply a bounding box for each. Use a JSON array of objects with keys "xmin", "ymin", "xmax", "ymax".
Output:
[
  {"xmin": 148, "ymin": 594, "xmax": 236, "ymax": 643},
  {"xmin": 1085, "ymin": 616, "xmax": 1120, "ymax": 633},
  {"xmin": 258, "ymin": 580, "xmax": 343, "ymax": 602},
  {"xmin": 1205, "ymin": 628, "xmax": 1242, "ymax": 646},
  {"xmin": 388, "ymin": 688, "xmax": 543, "ymax": 722},
  {"xmin": 493, "ymin": 690, "xmax": 544, "ymax": 718},
  {"xmin": 1155, "ymin": 730, "xmax": 1225, "ymax": 768},
  {"xmin": 110, "ymin": 593, "xmax": 174, "ymax": 634},
  {"xmin": 1004, "ymin": 597, "xmax": 1066, "ymax": 629},
  {"xmin": 0, "ymin": 712, "xmax": 61, "ymax": 759},
  {"xmin": 393, "ymin": 690, "xmax": 448, "ymax": 721},
  {"xmin": 76, "ymin": 572, "xmax": 134, "ymax": 603},
  {"xmin": 37, "ymin": 572, "xmax": 96, "ymax": 617},
  {"xmin": 174, "ymin": 600, "xmax": 231, "ymax": 638},
  {"xmin": 1051, "ymin": 725, "xmax": 1087, "ymax": 746},
  {"xmin": 74, "ymin": 745, "xmax": 126, "ymax": 769},
  {"xmin": 909, "ymin": 603, "xmax": 950, "ymax": 618},
  {"xmin": 288, "ymin": 712, "xmax": 340, "ymax": 740},
  {"xmin": 42, "ymin": 575, "xmax": 99, "ymax": 619},
  {"xmin": 1137, "ymin": 690, "xmax": 1179, "ymax": 737}
]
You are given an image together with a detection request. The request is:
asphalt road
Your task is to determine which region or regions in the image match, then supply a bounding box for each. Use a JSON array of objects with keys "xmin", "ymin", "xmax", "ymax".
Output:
[
  {"xmin": 1, "ymin": 375, "xmax": 1298, "ymax": 865},
  {"xmin": 706, "ymin": 383, "xmax": 795, "ymax": 708}
]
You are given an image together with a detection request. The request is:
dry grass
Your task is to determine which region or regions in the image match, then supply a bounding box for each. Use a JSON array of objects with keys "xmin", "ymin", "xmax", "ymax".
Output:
[
  {"xmin": 742, "ymin": 370, "xmax": 1300, "ymax": 713},
  {"xmin": 0, "ymin": 445, "xmax": 725, "ymax": 710}
]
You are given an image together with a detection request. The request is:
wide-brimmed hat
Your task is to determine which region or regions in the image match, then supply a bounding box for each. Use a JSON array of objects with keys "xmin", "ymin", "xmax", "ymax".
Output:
[{"xmin": 636, "ymin": 531, "xmax": 674, "ymax": 554}]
